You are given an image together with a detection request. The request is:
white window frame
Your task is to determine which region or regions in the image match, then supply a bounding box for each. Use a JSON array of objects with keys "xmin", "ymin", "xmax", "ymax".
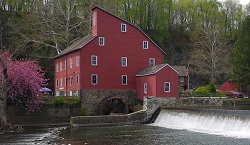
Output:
[
  {"xmin": 60, "ymin": 78, "xmax": 63, "ymax": 87},
  {"xmin": 91, "ymin": 55, "xmax": 98, "ymax": 66},
  {"xmin": 143, "ymin": 41, "xmax": 148, "ymax": 49},
  {"xmin": 65, "ymin": 60, "xmax": 67, "ymax": 70},
  {"xmin": 56, "ymin": 79, "xmax": 59, "ymax": 87},
  {"xmin": 93, "ymin": 12, "xmax": 97, "ymax": 26},
  {"xmin": 76, "ymin": 74, "xmax": 79, "ymax": 85},
  {"xmin": 70, "ymin": 59, "xmax": 73, "ymax": 68},
  {"xmin": 60, "ymin": 62, "xmax": 62, "ymax": 71},
  {"xmin": 76, "ymin": 56, "xmax": 79, "ymax": 67},
  {"xmin": 99, "ymin": 37, "xmax": 105, "ymax": 46},
  {"xmin": 179, "ymin": 76, "xmax": 184, "ymax": 83},
  {"xmin": 164, "ymin": 82, "xmax": 170, "ymax": 92},
  {"xmin": 56, "ymin": 63, "xmax": 59, "ymax": 72},
  {"xmin": 122, "ymin": 75, "xmax": 127, "ymax": 85},
  {"xmin": 121, "ymin": 57, "xmax": 127, "ymax": 67},
  {"xmin": 91, "ymin": 74, "xmax": 98, "ymax": 85},
  {"xmin": 149, "ymin": 58, "xmax": 155, "ymax": 66},
  {"xmin": 121, "ymin": 23, "xmax": 126, "ymax": 32},
  {"xmin": 144, "ymin": 83, "xmax": 147, "ymax": 94}
]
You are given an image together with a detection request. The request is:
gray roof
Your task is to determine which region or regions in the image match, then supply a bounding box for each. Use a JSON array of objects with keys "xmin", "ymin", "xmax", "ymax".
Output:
[
  {"xmin": 55, "ymin": 34, "xmax": 96, "ymax": 58},
  {"xmin": 172, "ymin": 66, "xmax": 188, "ymax": 76},
  {"xmin": 136, "ymin": 64, "xmax": 178, "ymax": 76}
]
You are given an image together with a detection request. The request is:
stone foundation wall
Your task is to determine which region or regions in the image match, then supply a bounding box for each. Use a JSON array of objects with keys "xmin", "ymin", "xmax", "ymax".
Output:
[{"xmin": 81, "ymin": 90, "xmax": 137, "ymax": 115}]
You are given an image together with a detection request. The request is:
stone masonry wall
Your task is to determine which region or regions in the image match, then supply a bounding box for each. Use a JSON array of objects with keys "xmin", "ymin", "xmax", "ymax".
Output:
[{"xmin": 81, "ymin": 90, "xmax": 137, "ymax": 115}]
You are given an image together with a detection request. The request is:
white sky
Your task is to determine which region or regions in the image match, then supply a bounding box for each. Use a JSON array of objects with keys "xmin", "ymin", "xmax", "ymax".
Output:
[
  {"xmin": 238, "ymin": 0, "xmax": 250, "ymax": 5},
  {"xmin": 220, "ymin": 0, "xmax": 250, "ymax": 5}
]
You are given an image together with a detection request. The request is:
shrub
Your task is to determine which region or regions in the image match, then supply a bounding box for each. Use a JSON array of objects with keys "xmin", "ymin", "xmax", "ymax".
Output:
[
  {"xmin": 53, "ymin": 97, "xmax": 65, "ymax": 105},
  {"xmin": 71, "ymin": 98, "xmax": 81, "ymax": 105},
  {"xmin": 207, "ymin": 83, "xmax": 216, "ymax": 93},
  {"xmin": 194, "ymin": 86, "xmax": 209, "ymax": 97}
]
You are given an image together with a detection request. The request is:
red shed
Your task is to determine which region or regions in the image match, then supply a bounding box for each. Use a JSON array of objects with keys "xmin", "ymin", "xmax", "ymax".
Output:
[
  {"xmin": 136, "ymin": 64, "xmax": 179, "ymax": 100},
  {"xmin": 220, "ymin": 79, "xmax": 240, "ymax": 92}
]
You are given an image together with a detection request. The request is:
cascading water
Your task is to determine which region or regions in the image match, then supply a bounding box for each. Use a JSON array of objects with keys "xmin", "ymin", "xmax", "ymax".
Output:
[{"xmin": 151, "ymin": 109, "xmax": 250, "ymax": 138}]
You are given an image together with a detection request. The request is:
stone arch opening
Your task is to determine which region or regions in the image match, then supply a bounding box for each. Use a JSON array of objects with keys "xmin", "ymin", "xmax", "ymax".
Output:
[{"xmin": 98, "ymin": 97, "xmax": 127, "ymax": 115}]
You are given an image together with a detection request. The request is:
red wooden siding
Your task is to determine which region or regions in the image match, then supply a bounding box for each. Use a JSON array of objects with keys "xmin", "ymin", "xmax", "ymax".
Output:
[
  {"xmin": 136, "ymin": 65, "xmax": 179, "ymax": 100},
  {"xmin": 220, "ymin": 80, "xmax": 240, "ymax": 92}
]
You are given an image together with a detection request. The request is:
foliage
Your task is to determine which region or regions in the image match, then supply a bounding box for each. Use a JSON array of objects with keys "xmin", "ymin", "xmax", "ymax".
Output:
[
  {"xmin": 0, "ymin": 51, "xmax": 47, "ymax": 114},
  {"xmin": 231, "ymin": 16, "xmax": 250, "ymax": 89},
  {"xmin": 53, "ymin": 97, "xmax": 65, "ymax": 105},
  {"xmin": 193, "ymin": 86, "xmax": 209, "ymax": 97},
  {"xmin": 207, "ymin": 83, "xmax": 216, "ymax": 93}
]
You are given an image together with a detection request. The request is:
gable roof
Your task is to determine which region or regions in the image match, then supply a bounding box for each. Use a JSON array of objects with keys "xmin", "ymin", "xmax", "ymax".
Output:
[
  {"xmin": 55, "ymin": 34, "xmax": 96, "ymax": 58},
  {"xmin": 172, "ymin": 66, "xmax": 188, "ymax": 76},
  {"xmin": 91, "ymin": 6, "xmax": 165, "ymax": 54},
  {"xmin": 136, "ymin": 64, "xmax": 179, "ymax": 77}
]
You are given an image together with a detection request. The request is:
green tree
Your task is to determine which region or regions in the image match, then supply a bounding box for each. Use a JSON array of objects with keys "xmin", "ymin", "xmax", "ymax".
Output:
[{"xmin": 231, "ymin": 16, "xmax": 250, "ymax": 91}]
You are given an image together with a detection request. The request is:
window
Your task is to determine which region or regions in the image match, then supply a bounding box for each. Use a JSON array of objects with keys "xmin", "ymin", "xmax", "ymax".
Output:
[
  {"xmin": 143, "ymin": 41, "xmax": 148, "ymax": 49},
  {"xmin": 70, "ymin": 59, "xmax": 73, "ymax": 68},
  {"xmin": 60, "ymin": 78, "xmax": 63, "ymax": 87},
  {"xmin": 93, "ymin": 12, "xmax": 97, "ymax": 26},
  {"xmin": 179, "ymin": 77, "xmax": 184, "ymax": 83},
  {"xmin": 65, "ymin": 60, "xmax": 67, "ymax": 70},
  {"xmin": 121, "ymin": 23, "xmax": 126, "ymax": 32},
  {"xmin": 56, "ymin": 79, "xmax": 59, "ymax": 87},
  {"xmin": 164, "ymin": 82, "xmax": 170, "ymax": 92},
  {"xmin": 70, "ymin": 76, "xmax": 73, "ymax": 85},
  {"xmin": 99, "ymin": 37, "xmax": 105, "ymax": 46},
  {"xmin": 91, "ymin": 55, "xmax": 97, "ymax": 66},
  {"xmin": 60, "ymin": 62, "xmax": 62, "ymax": 71},
  {"xmin": 121, "ymin": 57, "xmax": 127, "ymax": 67},
  {"xmin": 149, "ymin": 58, "xmax": 155, "ymax": 66},
  {"xmin": 76, "ymin": 74, "xmax": 79, "ymax": 85},
  {"xmin": 122, "ymin": 75, "xmax": 127, "ymax": 85},
  {"xmin": 91, "ymin": 74, "xmax": 98, "ymax": 85},
  {"xmin": 76, "ymin": 56, "xmax": 79, "ymax": 67},
  {"xmin": 56, "ymin": 63, "xmax": 58, "ymax": 72},
  {"xmin": 144, "ymin": 83, "xmax": 147, "ymax": 94}
]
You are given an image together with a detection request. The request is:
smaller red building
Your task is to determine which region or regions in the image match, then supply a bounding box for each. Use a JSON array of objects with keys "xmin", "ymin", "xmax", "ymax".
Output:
[
  {"xmin": 220, "ymin": 79, "xmax": 240, "ymax": 92},
  {"xmin": 136, "ymin": 64, "xmax": 179, "ymax": 100}
]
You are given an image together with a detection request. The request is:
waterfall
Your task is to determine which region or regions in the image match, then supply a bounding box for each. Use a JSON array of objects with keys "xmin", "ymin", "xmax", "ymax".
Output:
[{"xmin": 151, "ymin": 109, "xmax": 250, "ymax": 138}]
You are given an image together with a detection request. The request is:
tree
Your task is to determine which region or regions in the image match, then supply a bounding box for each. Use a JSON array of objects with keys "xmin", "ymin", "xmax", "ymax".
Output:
[
  {"xmin": 0, "ymin": 51, "xmax": 46, "ymax": 127},
  {"xmin": 231, "ymin": 16, "xmax": 250, "ymax": 92}
]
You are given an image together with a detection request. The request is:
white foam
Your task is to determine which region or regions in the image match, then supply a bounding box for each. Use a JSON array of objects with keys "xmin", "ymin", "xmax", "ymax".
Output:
[{"xmin": 151, "ymin": 110, "xmax": 250, "ymax": 138}]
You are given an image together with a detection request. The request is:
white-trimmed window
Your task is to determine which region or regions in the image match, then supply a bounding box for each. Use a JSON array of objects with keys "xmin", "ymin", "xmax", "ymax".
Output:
[
  {"xmin": 164, "ymin": 82, "xmax": 170, "ymax": 92},
  {"xmin": 56, "ymin": 79, "xmax": 59, "ymax": 87},
  {"xmin": 179, "ymin": 77, "xmax": 184, "ymax": 83},
  {"xmin": 60, "ymin": 62, "xmax": 62, "ymax": 71},
  {"xmin": 65, "ymin": 60, "xmax": 67, "ymax": 70},
  {"xmin": 93, "ymin": 12, "xmax": 97, "ymax": 26},
  {"xmin": 91, "ymin": 74, "xmax": 98, "ymax": 85},
  {"xmin": 76, "ymin": 56, "xmax": 79, "ymax": 67},
  {"xmin": 56, "ymin": 63, "xmax": 59, "ymax": 72},
  {"xmin": 121, "ymin": 23, "xmax": 126, "ymax": 32},
  {"xmin": 70, "ymin": 59, "xmax": 73, "ymax": 68},
  {"xmin": 91, "ymin": 55, "xmax": 97, "ymax": 66},
  {"xmin": 70, "ymin": 76, "xmax": 73, "ymax": 85},
  {"xmin": 149, "ymin": 58, "xmax": 155, "ymax": 66},
  {"xmin": 99, "ymin": 37, "xmax": 105, "ymax": 46},
  {"xmin": 76, "ymin": 74, "xmax": 79, "ymax": 85},
  {"xmin": 60, "ymin": 78, "xmax": 63, "ymax": 87},
  {"xmin": 144, "ymin": 83, "xmax": 147, "ymax": 94},
  {"xmin": 122, "ymin": 75, "xmax": 127, "ymax": 85},
  {"xmin": 143, "ymin": 41, "xmax": 148, "ymax": 49},
  {"xmin": 121, "ymin": 57, "xmax": 127, "ymax": 67}
]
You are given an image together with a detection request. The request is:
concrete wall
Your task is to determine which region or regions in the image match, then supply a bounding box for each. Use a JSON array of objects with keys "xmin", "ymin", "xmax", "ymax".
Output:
[
  {"xmin": 7, "ymin": 104, "xmax": 81, "ymax": 126},
  {"xmin": 81, "ymin": 90, "xmax": 136, "ymax": 115}
]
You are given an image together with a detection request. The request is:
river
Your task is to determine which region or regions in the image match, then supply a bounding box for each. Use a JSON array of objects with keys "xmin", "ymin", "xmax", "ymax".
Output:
[{"xmin": 1, "ymin": 109, "xmax": 250, "ymax": 145}]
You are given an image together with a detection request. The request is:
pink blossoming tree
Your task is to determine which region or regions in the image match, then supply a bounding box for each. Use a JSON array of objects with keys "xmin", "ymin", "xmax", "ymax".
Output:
[{"xmin": 0, "ymin": 51, "xmax": 47, "ymax": 126}]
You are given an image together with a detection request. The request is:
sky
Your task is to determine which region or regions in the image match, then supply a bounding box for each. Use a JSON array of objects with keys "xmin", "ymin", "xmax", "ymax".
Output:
[{"xmin": 220, "ymin": 0, "xmax": 250, "ymax": 5}]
